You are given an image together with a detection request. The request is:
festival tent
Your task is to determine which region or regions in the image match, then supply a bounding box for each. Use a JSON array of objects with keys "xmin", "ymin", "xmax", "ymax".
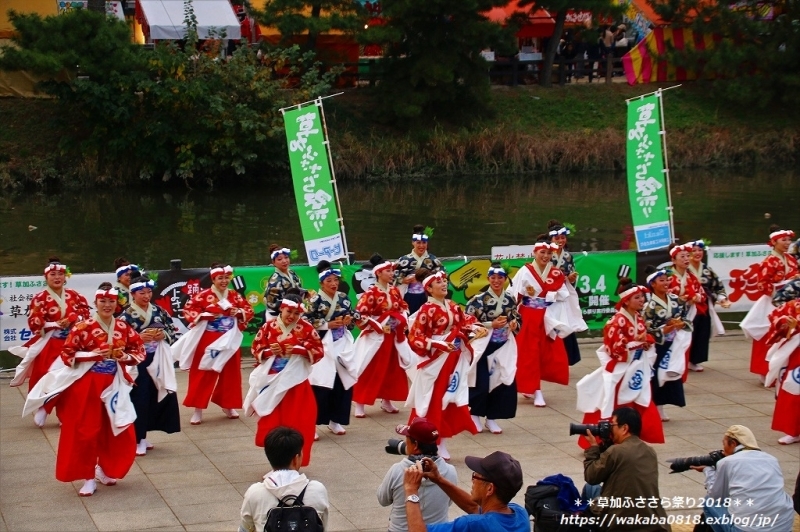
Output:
[
  {"xmin": 135, "ymin": 0, "xmax": 241, "ymax": 41},
  {"xmin": 484, "ymin": 0, "xmax": 557, "ymax": 39},
  {"xmin": 622, "ymin": 27, "xmax": 718, "ymax": 84}
]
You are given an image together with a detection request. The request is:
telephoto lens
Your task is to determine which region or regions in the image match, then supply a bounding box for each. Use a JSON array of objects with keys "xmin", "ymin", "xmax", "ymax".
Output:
[{"xmin": 385, "ymin": 438, "xmax": 407, "ymax": 455}]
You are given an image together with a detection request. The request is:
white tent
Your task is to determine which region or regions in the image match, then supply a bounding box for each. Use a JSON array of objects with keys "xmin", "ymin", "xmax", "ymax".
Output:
[{"xmin": 137, "ymin": 0, "xmax": 241, "ymax": 40}]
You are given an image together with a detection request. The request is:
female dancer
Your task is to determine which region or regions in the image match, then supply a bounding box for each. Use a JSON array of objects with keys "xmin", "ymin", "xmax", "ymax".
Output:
[
  {"xmin": 575, "ymin": 278, "xmax": 663, "ymax": 447},
  {"xmin": 764, "ymin": 295, "xmax": 800, "ymax": 445},
  {"xmin": 667, "ymin": 243, "xmax": 707, "ymax": 373},
  {"xmin": 113, "ymin": 258, "xmax": 139, "ymax": 317},
  {"xmin": 245, "ymin": 292, "xmax": 324, "ymax": 465},
  {"xmin": 121, "ymin": 276, "xmax": 181, "ymax": 456},
  {"xmin": 395, "ymin": 224, "xmax": 444, "ymax": 314},
  {"xmin": 263, "ymin": 244, "xmax": 304, "ymax": 322},
  {"xmin": 352, "ymin": 254, "xmax": 409, "ymax": 418},
  {"xmin": 464, "ymin": 263, "xmax": 520, "ymax": 434},
  {"xmin": 742, "ymin": 226, "xmax": 799, "ymax": 380},
  {"xmin": 642, "ymin": 267, "xmax": 691, "ymax": 422},
  {"xmin": 407, "ymin": 270, "xmax": 486, "ymax": 459},
  {"xmin": 56, "ymin": 282, "xmax": 145, "ymax": 496},
  {"xmin": 508, "ymin": 237, "xmax": 571, "ymax": 407},
  {"xmin": 11, "ymin": 257, "xmax": 90, "ymax": 427},
  {"xmin": 306, "ymin": 261, "xmax": 359, "ymax": 437},
  {"xmin": 180, "ymin": 263, "xmax": 254, "ymax": 425},
  {"xmin": 688, "ymin": 240, "xmax": 731, "ymax": 342},
  {"xmin": 548, "ymin": 219, "xmax": 587, "ymax": 365}
]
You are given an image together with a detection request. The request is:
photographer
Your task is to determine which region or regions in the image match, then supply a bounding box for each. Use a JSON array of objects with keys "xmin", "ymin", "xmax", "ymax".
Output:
[
  {"xmin": 378, "ymin": 418, "xmax": 457, "ymax": 531},
  {"xmin": 691, "ymin": 425, "xmax": 794, "ymax": 532},
  {"xmin": 583, "ymin": 407, "xmax": 670, "ymax": 531}
]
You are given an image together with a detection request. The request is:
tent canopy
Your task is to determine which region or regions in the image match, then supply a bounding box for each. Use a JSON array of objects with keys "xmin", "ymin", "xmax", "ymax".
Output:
[
  {"xmin": 484, "ymin": 0, "xmax": 556, "ymax": 39},
  {"xmin": 136, "ymin": 0, "xmax": 241, "ymax": 40}
]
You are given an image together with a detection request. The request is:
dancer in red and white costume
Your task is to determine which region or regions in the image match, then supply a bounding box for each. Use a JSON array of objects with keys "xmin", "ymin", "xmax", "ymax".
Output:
[
  {"xmin": 508, "ymin": 237, "xmax": 571, "ymax": 407},
  {"xmin": 245, "ymin": 293, "xmax": 324, "ymax": 466},
  {"xmin": 43, "ymin": 283, "xmax": 145, "ymax": 496},
  {"xmin": 406, "ymin": 270, "xmax": 487, "ymax": 459},
  {"xmin": 667, "ymin": 243, "xmax": 706, "ymax": 376},
  {"xmin": 741, "ymin": 226, "xmax": 798, "ymax": 380},
  {"xmin": 10, "ymin": 257, "xmax": 90, "ymax": 427},
  {"xmin": 179, "ymin": 263, "xmax": 254, "ymax": 425},
  {"xmin": 764, "ymin": 296, "xmax": 800, "ymax": 445}
]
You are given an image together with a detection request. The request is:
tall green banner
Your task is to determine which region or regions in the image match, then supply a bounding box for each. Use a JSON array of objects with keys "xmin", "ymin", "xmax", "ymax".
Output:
[
  {"xmin": 626, "ymin": 93, "xmax": 672, "ymax": 251},
  {"xmin": 283, "ymin": 102, "xmax": 346, "ymax": 265}
]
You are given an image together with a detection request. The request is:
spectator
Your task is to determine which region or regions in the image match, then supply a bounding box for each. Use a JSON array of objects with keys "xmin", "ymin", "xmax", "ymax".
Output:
[
  {"xmin": 239, "ymin": 427, "xmax": 329, "ymax": 532},
  {"xmin": 691, "ymin": 425, "xmax": 794, "ymax": 532},
  {"xmin": 378, "ymin": 418, "xmax": 458, "ymax": 531},
  {"xmin": 403, "ymin": 451, "xmax": 529, "ymax": 531},
  {"xmin": 583, "ymin": 407, "xmax": 670, "ymax": 531}
]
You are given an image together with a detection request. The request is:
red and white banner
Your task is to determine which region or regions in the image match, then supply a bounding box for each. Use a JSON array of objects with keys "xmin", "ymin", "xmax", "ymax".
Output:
[{"xmin": 707, "ymin": 244, "xmax": 772, "ymax": 313}]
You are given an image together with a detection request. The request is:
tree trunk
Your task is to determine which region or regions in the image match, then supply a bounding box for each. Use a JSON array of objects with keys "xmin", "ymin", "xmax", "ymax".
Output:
[
  {"xmin": 307, "ymin": 3, "xmax": 321, "ymax": 50},
  {"xmin": 87, "ymin": 0, "xmax": 105, "ymax": 13},
  {"xmin": 540, "ymin": 9, "xmax": 567, "ymax": 88}
]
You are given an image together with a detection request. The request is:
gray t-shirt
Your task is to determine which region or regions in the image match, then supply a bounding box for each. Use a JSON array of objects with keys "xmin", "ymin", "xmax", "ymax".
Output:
[{"xmin": 377, "ymin": 456, "xmax": 458, "ymax": 532}]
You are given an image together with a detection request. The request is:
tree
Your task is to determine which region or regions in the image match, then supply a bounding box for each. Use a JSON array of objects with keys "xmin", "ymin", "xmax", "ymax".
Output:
[
  {"xmin": 517, "ymin": 0, "xmax": 621, "ymax": 87},
  {"xmin": 364, "ymin": 0, "xmax": 516, "ymax": 124},
  {"xmin": 649, "ymin": 0, "xmax": 800, "ymax": 108},
  {"xmin": 252, "ymin": 0, "xmax": 366, "ymax": 50}
]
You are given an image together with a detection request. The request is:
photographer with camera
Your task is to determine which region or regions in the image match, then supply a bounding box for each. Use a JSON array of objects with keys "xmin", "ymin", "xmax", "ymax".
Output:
[
  {"xmin": 690, "ymin": 425, "xmax": 794, "ymax": 532},
  {"xmin": 583, "ymin": 407, "xmax": 670, "ymax": 531},
  {"xmin": 378, "ymin": 418, "xmax": 457, "ymax": 531}
]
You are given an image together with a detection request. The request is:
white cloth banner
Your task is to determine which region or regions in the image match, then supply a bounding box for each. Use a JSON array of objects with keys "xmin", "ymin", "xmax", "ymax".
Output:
[
  {"xmin": 576, "ymin": 343, "xmax": 655, "ymax": 417},
  {"xmin": 147, "ymin": 341, "xmax": 179, "ymax": 402},
  {"xmin": 405, "ymin": 334, "xmax": 471, "ymax": 417},
  {"xmin": 197, "ymin": 327, "xmax": 243, "ymax": 372},
  {"xmin": 765, "ymin": 334, "xmax": 800, "ymax": 390},
  {"xmin": 22, "ymin": 355, "xmax": 91, "ymax": 418},
  {"xmin": 656, "ymin": 329, "xmax": 690, "ymax": 387},
  {"xmin": 707, "ymin": 244, "xmax": 772, "ymax": 313},
  {"xmin": 101, "ymin": 366, "xmax": 138, "ymax": 436},
  {"xmin": 171, "ymin": 323, "xmax": 206, "ymax": 370},
  {"xmin": 467, "ymin": 334, "xmax": 517, "ymax": 392},
  {"xmin": 310, "ymin": 329, "xmax": 357, "ymax": 390}
]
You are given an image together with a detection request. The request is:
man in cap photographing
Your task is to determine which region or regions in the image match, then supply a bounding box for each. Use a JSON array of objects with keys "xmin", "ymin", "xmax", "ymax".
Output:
[
  {"xmin": 378, "ymin": 418, "xmax": 458, "ymax": 531},
  {"xmin": 691, "ymin": 425, "xmax": 794, "ymax": 532},
  {"xmin": 403, "ymin": 450, "xmax": 529, "ymax": 531}
]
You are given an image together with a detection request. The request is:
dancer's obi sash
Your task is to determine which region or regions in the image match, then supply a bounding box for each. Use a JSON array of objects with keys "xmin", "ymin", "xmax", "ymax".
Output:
[
  {"xmin": 148, "ymin": 341, "xmax": 178, "ymax": 402},
  {"xmin": 9, "ymin": 330, "xmax": 54, "ymax": 387},
  {"xmin": 766, "ymin": 334, "xmax": 800, "ymax": 394},
  {"xmin": 467, "ymin": 329, "xmax": 517, "ymax": 392},
  {"xmin": 576, "ymin": 343, "xmax": 655, "ymax": 418},
  {"xmin": 171, "ymin": 313, "xmax": 243, "ymax": 372},
  {"xmin": 23, "ymin": 355, "xmax": 136, "ymax": 435},
  {"xmin": 655, "ymin": 329, "xmax": 691, "ymax": 387},
  {"xmin": 520, "ymin": 265, "xmax": 573, "ymax": 339},
  {"xmin": 309, "ymin": 327, "xmax": 358, "ymax": 390},
  {"xmin": 244, "ymin": 356, "xmax": 311, "ymax": 417},
  {"xmin": 405, "ymin": 330, "xmax": 472, "ymax": 417},
  {"xmin": 352, "ymin": 311, "xmax": 412, "ymax": 377}
]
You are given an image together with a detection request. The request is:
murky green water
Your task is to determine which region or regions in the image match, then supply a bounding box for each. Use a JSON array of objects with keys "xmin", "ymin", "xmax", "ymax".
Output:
[{"xmin": 1, "ymin": 169, "xmax": 798, "ymax": 276}]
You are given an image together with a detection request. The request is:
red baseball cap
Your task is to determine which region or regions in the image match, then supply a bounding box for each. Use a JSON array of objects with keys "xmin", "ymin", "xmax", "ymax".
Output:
[{"xmin": 396, "ymin": 417, "xmax": 439, "ymax": 444}]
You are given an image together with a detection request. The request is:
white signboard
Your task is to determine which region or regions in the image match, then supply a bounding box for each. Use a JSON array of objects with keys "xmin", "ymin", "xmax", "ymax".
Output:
[{"xmin": 707, "ymin": 244, "xmax": 772, "ymax": 313}]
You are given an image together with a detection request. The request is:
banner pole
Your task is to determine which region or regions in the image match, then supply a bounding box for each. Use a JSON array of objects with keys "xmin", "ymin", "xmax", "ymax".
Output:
[
  {"xmin": 624, "ymin": 84, "xmax": 682, "ymax": 103},
  {"xmin": 278, "ymin": 92, "xmax": 344, "ymax": 114},
  {"xmin": 316, "ymin": 98, "xmax": 351, "ymax": 264},
  {"xmin": 656, "ymin": 89, "xmax": 677, "ymax": 243}
]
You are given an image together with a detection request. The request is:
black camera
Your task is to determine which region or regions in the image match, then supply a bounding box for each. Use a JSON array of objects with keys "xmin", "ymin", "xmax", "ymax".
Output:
[
  {"xmin": 666, "ymin": 450, "xmax": 725, "ymax": 473},
  {"xmin": 385, "ymin": 438, "xmax": 407, "ymax": 455},
  {"xmin": 569, "ymin": 420, "xmax": 612, "ymax": 440}
]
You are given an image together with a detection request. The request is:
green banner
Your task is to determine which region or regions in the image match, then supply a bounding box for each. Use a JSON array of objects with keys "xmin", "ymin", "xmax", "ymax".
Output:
[
  {"xmin": 283, "ymin": 103, "xmax": 345, "ymax": 265},
  {"xmin": 228, "ymin": 251, "xmax": 637, "ymax": 346},
  {"xmin": 626, "ymin": 93, "xmax": 672, "ymax": 251}
]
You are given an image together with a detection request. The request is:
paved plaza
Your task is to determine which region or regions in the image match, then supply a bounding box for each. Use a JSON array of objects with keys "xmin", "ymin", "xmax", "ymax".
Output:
[{"xmin": 1, "ymin": 333, "xmax": 798, "ymax": 531}]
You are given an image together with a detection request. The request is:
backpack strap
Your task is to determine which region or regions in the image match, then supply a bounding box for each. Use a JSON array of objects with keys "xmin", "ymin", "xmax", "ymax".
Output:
[
  {"xmin": 276, "ymin": 482, "xmax": 311, "ymax": 507},
  {"xmin": 294, "ymin": 483, "xmax": 309, "ymax": 505}
]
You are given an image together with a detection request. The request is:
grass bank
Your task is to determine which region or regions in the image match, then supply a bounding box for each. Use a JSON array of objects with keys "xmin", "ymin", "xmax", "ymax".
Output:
[{"xmin": 2, "ymin": 81, "xmax": 798, "ymax": 187}]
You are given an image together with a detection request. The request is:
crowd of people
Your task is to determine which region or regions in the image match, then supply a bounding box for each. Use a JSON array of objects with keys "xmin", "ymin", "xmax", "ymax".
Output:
[{"xmin": 7, "ymin": 222, "xmax": 800, "ymax": 531}]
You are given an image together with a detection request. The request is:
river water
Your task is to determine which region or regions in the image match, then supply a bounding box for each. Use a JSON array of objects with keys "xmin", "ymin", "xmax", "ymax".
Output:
[{"xmin": 1, "ymin": 169, "xmax": 798, "ymax": 276}]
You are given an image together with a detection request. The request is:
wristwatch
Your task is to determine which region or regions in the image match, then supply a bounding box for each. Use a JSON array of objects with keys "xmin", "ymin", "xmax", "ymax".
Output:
[{"xmin": 406, "ymin": 494, "xmax": 420, "ymax": 504}]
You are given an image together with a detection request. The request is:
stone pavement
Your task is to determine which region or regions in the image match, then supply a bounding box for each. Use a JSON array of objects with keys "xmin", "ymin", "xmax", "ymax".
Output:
[{"xmin": 1, "ymin": 333, "xmax": 798, "ymax": 532}]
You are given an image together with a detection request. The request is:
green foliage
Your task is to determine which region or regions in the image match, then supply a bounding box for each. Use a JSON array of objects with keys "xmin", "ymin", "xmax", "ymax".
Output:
[
  {"xmin": 362, "ymin": 0, "xmax": 516, "ymax": 124},
  {"xmin": 0, "ymin": 7, "xmax": 338, "ymax": 186},
  {"xmin": 649, "ymin": 0, "xmax": 800, "ymax": 109},
  {"xmin": 252, "ymin": 0, "xmax": 366, "ymax": 49}
]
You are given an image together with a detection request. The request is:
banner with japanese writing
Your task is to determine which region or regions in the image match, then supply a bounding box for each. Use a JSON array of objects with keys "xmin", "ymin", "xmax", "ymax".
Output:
[
  {"xmin": 626, "ymin": 94, "xmax": 672, "ymax": 251},
  {"xmin": 283, "ymin": 103, "xmax": 346, "ymax": 266},
  {"xmin": 707, "ymin": 244, "xmax": 772, "ymax": 312}
]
